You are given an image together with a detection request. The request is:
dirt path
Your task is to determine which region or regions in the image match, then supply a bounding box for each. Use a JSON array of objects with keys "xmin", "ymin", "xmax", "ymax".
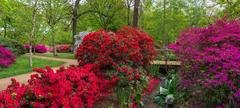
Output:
[{"xmin": 0, "ymin": 55, "xmax": 78, "ymax": 91}]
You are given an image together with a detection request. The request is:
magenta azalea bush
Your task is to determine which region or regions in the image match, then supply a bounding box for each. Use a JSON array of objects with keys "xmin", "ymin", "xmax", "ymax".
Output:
[
  {"xmin": 23, "ymin": 44, "xmax": 30, "ymax": 50},
  {"xmin": 24, "ymin": 44, "xmax": 48, "ymax": 53},
  {"xmin": 0, "ymin": 46, "xmax": 16, "ymax": 68},
  {"xmin": 33, "ymin": 44, "xmax": 48, "ymax": 53},
  {"xmin": 169, "ymin": 19, "xmax": 240, "ymax": 107}
]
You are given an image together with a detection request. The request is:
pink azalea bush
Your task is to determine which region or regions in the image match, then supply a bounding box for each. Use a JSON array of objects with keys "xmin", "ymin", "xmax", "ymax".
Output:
[
  {"xmin": 23, "ymin": 44, "xmax": 30, "ymax": 50},
  {"xmin": 169, "ymin": 19, "xmax": 240, "ymax": 107},
  {"xmin": 24, "ymin": 44, "xmax": 48, "ymax": 53},
  {"xmin": 0, "ymin": 64, "xmax": 115, "ymax": 107},
  {"xmin": 33, "ymin": 44, "xmax": 48, "ymax": 53},
  {"xmin": 0, "ymin": 45, "xmax": 16, "ymax": 68},
  {"xmin": 56, "ymin": 44, "xmax": 71, "ymax": 53}
]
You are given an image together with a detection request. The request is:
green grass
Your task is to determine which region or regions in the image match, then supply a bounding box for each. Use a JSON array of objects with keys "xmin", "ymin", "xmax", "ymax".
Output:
[
  {"xmin": 36, "ymin": 53, "xmax": 75, "ymax": 59},
  {"xmin": 0, "ymin": 56, "xmax": 65, "ymax": 79}
]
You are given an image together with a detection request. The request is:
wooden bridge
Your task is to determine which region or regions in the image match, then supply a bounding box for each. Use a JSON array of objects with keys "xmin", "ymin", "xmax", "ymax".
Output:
[
  {"xmin": 151, "ymin": 60, "xmax": 181, "ymax": 75},
  {"xmin": 151, "ymin": 60, "xmax": 180, "ymax": 66}
]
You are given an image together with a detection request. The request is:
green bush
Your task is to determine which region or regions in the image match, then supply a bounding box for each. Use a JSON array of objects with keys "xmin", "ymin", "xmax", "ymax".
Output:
[
  {"xmin": 154, "ymin": 70, "xmax": 180, "ymax": 108},
  {"xmin": 0, "ymin": 37, "xmax": 25, "ymax": 56}
]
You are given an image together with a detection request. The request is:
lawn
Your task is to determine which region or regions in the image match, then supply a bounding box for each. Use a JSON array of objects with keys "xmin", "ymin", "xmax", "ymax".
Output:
[
  {"xmin": 0, "ymin": 56, "xmax": 65, "ymax": 79},
  {"xmin": 36, "ymin": 53, "xmax": 75, "ymax": 59}
]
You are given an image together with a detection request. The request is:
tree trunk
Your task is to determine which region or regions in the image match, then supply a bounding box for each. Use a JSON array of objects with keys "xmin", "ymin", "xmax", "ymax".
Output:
[
  {"xmin": 51, "ymin": 29, "xmax": 57, "ymax": 56},
  {"xmin": 163, "ymin": 0, "xmax": 166, "ymax": 44},
  {"xmin": 127, "ymin": 5, "xmax": 130, "ymax": 25},
  {"xmin": 140, "ymin": 0, "xmax": 144, "ymax": 29},
  {"xmin": 29, "ymin": 0, "xmax": 39, "ymax": 67},
  {"xmin": 29, "ymin": 45, "xmax": 33, "ymax": 67},
  {"xmin": 127, "ymin": 0, "xmax": 131, "ymax": 25},
  {"xmin": 72, "ymin": 0, "xmax": 80, "ymax": 45},
  {"xmin": 133, "ymin": 0, "xmax": 140, "ymax": 28},
  {"xmin": 72, "ymin": 16, "xmax": 77, "ymax": 45},
  {"xmin": 3, "ymin": 19, "xmax": 7, "ymax": 38}
]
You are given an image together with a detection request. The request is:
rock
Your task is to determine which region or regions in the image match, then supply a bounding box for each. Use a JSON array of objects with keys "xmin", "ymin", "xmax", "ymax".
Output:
[{"xmin": 73, "ymin": 32, "xmax": 90, "ymax": 54}]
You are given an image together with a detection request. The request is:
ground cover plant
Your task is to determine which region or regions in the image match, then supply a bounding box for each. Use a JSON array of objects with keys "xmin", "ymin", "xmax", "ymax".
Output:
[{"xmin": 169, "ymin": 19, "xmax": 240, "ymax": 107}]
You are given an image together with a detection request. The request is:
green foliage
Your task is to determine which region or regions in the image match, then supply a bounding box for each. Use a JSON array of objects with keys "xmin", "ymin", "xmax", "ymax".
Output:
[
  {"xmin": 148, "ymin": 64, "xmax": 161, "ymax": 76},
  {"xmin": 77, "ymin": 0, "xmax": 128, "ymax": 31},
  {"xmin": 0, "ymin": 0, "xmax": 238, "ymax": 48},
  {"xmin": 0, "ymin": 37, "xmax": 25, "ymax": 56},
  {"xmin": 55, "ymin": 30, "xmax": 72, "ymax": 44},
  {"xmin": 144, "ymin": 0, "xmax": 210, "ymax": 44},
  {"xmin": 157, "ymin": 51, "xmax": 177, "ymax": 61},
  {"xmin": 216, "ymin": 0, "xmax": 240, "ymax": 19},
  {"xmin": 154, "ymin": 70, "xmax": 179, "ymax": 108}
]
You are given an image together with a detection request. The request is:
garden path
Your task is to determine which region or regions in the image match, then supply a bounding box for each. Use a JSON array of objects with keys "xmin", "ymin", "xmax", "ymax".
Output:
[{"xmin": 0, "ymin": 55, "xmax": 78, "ymax": 91}]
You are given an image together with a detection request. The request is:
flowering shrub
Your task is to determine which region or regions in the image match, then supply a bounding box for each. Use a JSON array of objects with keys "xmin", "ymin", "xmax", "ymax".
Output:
[
  {"xmin": 75, "ymin": 27, "xmax": 157, "ymax": 107},
  {"xmin": 0, "ymin": 46, "xmax": 16, "ymax": 68},
  {"xmin": 23, "ymin": 44, "xmax": 30, "ymax": 50},
  {"xmin": 143, "ymin": 78, "xmax": 160, "ymax": 96},
  {"xmin": 116, "ymin": 27, "xmax": 157, "ymax": 65},
  {"xmin": 76, "ymin": 27, "xmax": 157, "ymax": 68},
  {"xmin": 169, "ymin": 19, "xmax": 240, "ymax": 107},
  {"xmin": 0, "ymin": 64, "xmax": 114, "ymax": 107},
  {"xmin": 24, "ymin": 44, "xmax": 48, "ymax": 53},
  {"xmin": 56, "ymin": 44, "xmax": 71, "ymax": 53},
  {"xmin": 33, "ymin": 44, "xmax": 48, "ymax": 53}
]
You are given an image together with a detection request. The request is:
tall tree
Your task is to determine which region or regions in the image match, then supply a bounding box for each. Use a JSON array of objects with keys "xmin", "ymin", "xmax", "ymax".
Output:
[
  {"xmin": 126, "ymin": 0, "xmax": 133, "ymax": 25},
  {"xmin": 41, "ymin": 0, "xmax": 68, "ymax": 56},
  {"xmin": 133, "ymin": 0, "xmax": 140, "ymax": 28},
  {"xmin": 86, "ymin": 0, "xmax": 126, "ymax": 31},
  {"xmin": 29, "ymin": 0, "xmax": 39, "ymax": 67},
  {"xmin": 215, "ymin": 0, "xmax": 240, "ymax": 19},
  {"xmin": 71, "ymin": 0, "xmax": 81, "ymax": 45},
  {"xmin": 0, "ymin": 0, "xmax": 13, "ymax": 38}
]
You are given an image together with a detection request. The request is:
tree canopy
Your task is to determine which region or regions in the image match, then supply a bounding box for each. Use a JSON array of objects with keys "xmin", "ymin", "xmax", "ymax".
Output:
[{"xmin": 0, "ymin": 0, "xmax": 237, "ymax": 45}]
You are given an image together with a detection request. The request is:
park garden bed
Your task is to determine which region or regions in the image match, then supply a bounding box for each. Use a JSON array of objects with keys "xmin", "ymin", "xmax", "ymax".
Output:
[{"xmin": 0, "ymin": 19, "xmax": 240, "ymax": 108}]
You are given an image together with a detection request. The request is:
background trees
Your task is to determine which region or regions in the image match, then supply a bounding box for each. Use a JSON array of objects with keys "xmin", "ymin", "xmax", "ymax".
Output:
[
  {"xmin": 0, "ymin": 0, "xmax": 237, "ymax": 46},
  {"xmin": 41, "ymin": 0, "xmax": 69, "ymax": 56}
]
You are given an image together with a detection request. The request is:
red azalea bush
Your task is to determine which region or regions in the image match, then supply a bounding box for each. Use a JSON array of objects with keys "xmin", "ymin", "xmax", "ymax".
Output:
[
  {"xmin": 75, "ymin": 26, "xmax": 157, "ymax": 106},
  {"xmin": 169, "ymin": 19, "xmax": 240, "ymax": 107},
  {"xmin": 0, "ymin": 27, "xmax": 157, "ymax": 107},
  {"xmin": 76, "ymin": 27, "xmax": 157, "ymax": 68},
  {"xmin": 56, "ymin": 44, "xmax": 71, "ymax": 53},
  {"xmin": 0, "ymin": 64, "xmax": 114, "ymax": 107},
  {"xmin": 116, "ymin": 27, "xmax": 157, "ymax": 66},
  {"xmin": 0, "ymin": 45, "xmax": 16, "ymax": 68}
]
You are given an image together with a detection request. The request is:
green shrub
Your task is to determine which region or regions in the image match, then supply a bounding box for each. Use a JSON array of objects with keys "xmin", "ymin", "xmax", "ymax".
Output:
[
  {"xmin": 0, "ymin": 37, "xmax": 25, "ymax": 56},
  {"xmin": 154, "ymin": 70, "xmax": 179, "ymax": 108}
]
